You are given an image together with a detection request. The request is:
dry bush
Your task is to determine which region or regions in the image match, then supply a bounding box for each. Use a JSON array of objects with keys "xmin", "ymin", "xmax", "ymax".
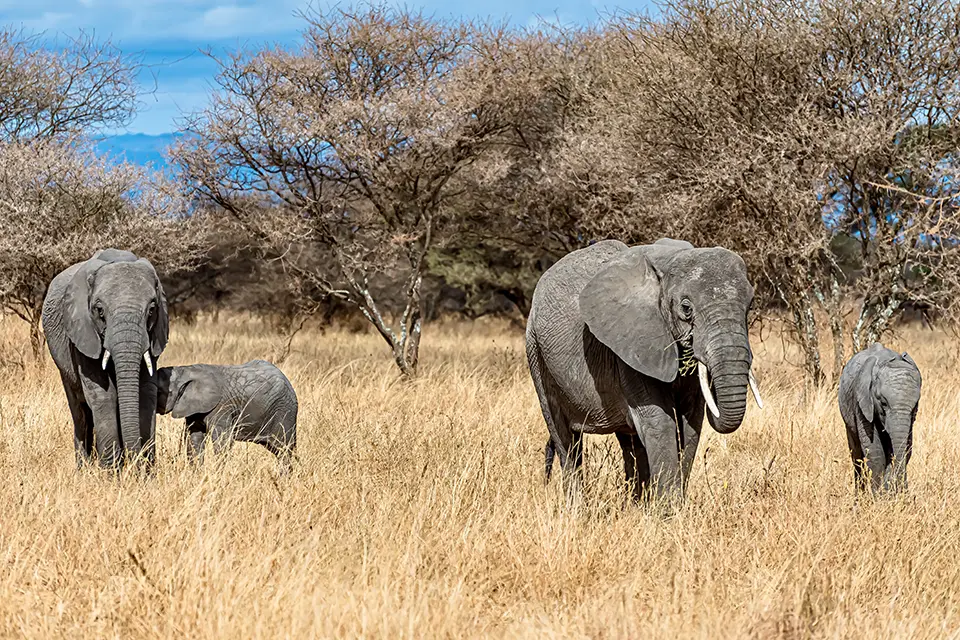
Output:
[{"xmin": 0, "ymin": 316, "xmax": 958, "ymax": 637}]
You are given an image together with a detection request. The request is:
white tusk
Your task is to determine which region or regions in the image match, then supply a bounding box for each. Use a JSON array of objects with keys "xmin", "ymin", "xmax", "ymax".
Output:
[
  {"xmin": 143, "ymin": 351, "xmax": 154, "ymax": 376},
  {"xmin": 698, "ymin": 362, "xmax": 720, "ymax": 418},
  {"xmin": 749, "ymin": 369, "xmax": 764, "ymax": 409},
  {"xmin": 101, "ymin": 350, "xmax": 111, "ymax": 370}
]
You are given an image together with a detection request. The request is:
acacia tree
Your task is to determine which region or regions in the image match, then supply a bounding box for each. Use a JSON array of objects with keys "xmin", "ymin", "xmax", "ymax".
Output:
[{"xmin": 175, "ymin": 5, "xmax": 520, "ymax": 376}]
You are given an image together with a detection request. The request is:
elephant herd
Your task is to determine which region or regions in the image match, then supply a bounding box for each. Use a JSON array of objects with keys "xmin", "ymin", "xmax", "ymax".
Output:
[
  {"xmin": 40, "ymin": 243, "xmax": 921, "ymax": 500},
  {"xmin": 41, "ymin": 249, "xmax": 297, "ymax": 471}
]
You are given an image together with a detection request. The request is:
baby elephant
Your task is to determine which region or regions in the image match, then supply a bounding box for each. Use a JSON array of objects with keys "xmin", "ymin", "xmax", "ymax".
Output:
[
  {"xmin": 156, "ymin": 360, "xmax": 298, "ymax": 470},
  {"xmin": 839, "ymin": 343, "xmax": 921, "ymax": 494}
]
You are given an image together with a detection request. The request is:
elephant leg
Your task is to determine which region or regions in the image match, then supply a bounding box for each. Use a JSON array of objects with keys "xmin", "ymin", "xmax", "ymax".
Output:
[
  {"xmin": 137, "ymin": 377, "xmax": 158, "ymax": 468},
  {"xmin": 184, "ymin": 416, "xmax": 207, "ymax": 464},
  {"xmin": 858, "ymin": 422, "xmax": 886, "ymax": 494},
  {"xmin": 677, "ymin": 400, "xmax": 704, "ymax": 493},
  {"xmin": 621, "ymin": 368, "xmax": 682, "ymax": 502},
  {"xmin": 544, "ymin": 437, "xmax": 557, "ymax": 483},
  {"xmin": 628, "ymin": 408, "xmax": 682, "ymax": 502},
  {"xmin": 615, "ymin": 432, "xmax": 649, "ymax": 503},
  {"xmin": 265, "ymin": 419, "xmax": 297, "ymax": 472},
  {"xmin": 209, "ymin": 418, "xmax": 236, "ymax": 457},
  {"xmin": 63, "ymin": 384, "xmax": 93, "ymax": 467},
  {"xmin": 82, "ymin": 386, "xmax": 122, "ymax": 469},
  {"xmin": 77, "ymin": 362, "xmax": 125, "ymax": 469},
  {"xmin": 556, "ymin": 427, "xmax": 584, "ymax": 508},
  {"xmin": 845, "ymin": 423, "xmax": 869, "ymax": 493},
  {"xmin": 263, "ymin": 439, "xmax": 295, "ymax": 475}
]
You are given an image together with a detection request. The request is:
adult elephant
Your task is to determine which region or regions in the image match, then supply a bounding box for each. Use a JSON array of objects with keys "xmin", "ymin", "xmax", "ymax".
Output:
[
  {"xmin": 526, "ymin": 238, "xmax": 762, "ymax": 503},
  {"xmin": 42, "ymin": 249, "xmax": 169, "ymax": 468}
]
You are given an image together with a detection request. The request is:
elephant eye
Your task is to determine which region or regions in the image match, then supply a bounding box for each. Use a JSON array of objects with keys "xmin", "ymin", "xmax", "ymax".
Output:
[
  {"xmin": 94, "ymin": 303, "xmax": 105, "ymax": 321},
  {"xmin": 679, "ymin": 299, "xmax": 693, "ymax": 319}
]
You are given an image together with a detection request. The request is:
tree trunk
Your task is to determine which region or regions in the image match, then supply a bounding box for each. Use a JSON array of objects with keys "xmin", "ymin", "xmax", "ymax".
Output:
[
  {"xmin": 815, "ymin": 278, "xmax": 845, "ymax": 382},
  {"xmin": 356, "ymin": 278, "xmax": 422, "ymax": 378},
  {"xmin": 791, "ymin": 293, "xmax": 825, "ymax": 387},
  {"xmin": 853, "ymin": 296, "xmax": 902, "ymax": 353},
  {"xmin": 29, "ymin": 310, "xmax": 45, "ymax": 367}
]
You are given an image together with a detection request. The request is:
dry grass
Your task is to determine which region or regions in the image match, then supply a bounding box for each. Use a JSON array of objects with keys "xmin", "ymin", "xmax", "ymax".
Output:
[{"xmin": 0, "ymin": 315, "xmax": 959, "ymax": 638}]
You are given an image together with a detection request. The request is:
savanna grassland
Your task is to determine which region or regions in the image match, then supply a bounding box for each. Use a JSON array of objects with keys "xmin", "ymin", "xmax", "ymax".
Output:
[{"xmin": 1, "ymin": 316, "xmax": 960, "ymax": 638}]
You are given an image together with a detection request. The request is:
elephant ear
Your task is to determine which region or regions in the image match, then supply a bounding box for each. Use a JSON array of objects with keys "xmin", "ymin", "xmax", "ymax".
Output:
[
  {"xmin": 900, "ymin": 351, "xmax": 918, "ymax": 369},
  {"xmin": 171, "ymin": 369, "xmax": 222, "ymax": 419},
  {"xmin": 64, "ymin": 259, "xmax": 106, "ymax": 359},
  {"xmin": 579, "ymin": 248, "xmax": 677, "ymax": 382},
  {"xmin": 857, "ymin": 356, "xmax": 877, "ymax": 424},
  {"xmin": 136, "ymin": 258, "xmax": 169, "ymax": 357},
  {"xmin": 901, "ymin": 351, "xmax": 922, "ymax": 388},
  {"xmin": 155, "ymin": 367, "xmax": 173, "ymax": 415}
]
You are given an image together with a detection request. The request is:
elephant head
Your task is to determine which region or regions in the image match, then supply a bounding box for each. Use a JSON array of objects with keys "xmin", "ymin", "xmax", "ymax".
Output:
[
  {"xmin": 856, "ymin": 346, "xmax": 921, "ymax": 490},
  {"xmin": 65, "ymin": 249, "xmax": 168, "ymax": 461},
  {"xmin": 156, "ymin": 366, "xmax": 221, "ymax": 418},
  {"xmin": 579, "ymin": 240, "xmax": 760, "ymax": 434}
]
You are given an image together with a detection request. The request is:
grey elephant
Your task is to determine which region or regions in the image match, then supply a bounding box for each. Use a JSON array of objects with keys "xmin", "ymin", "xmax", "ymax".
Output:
[
  {"xmin": 838, "ymin": 343, "xmax": 921, "ymax": 494},
  {"xmin": 156, "ymin": 360, "xmax": 298, "ymax": 470},
  {"xmin": 527, "ymin": 238, "xmax": 763, "ymax": 503},
  {"xmin": 42, "ymin": 248, "xmax": 168, "ymax": 468}
]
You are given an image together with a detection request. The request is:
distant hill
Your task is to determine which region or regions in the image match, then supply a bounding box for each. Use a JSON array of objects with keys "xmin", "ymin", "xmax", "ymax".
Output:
[{"xmin": 95, "ymin": 133, "xmax": 180, "ymax": 168}]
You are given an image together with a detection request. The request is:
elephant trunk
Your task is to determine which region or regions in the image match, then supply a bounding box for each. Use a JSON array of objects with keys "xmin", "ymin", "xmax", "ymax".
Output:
[
  {"xmin": 106, "ymin": 318, "xmax": 148, "ymax": 465},
  {"xmin": 883, "ymin": 412, "xmax": 913, "ymax": 492},
  {"xmin": 702, "ymin": 341, "xmax": 751, "ymax": 435}
]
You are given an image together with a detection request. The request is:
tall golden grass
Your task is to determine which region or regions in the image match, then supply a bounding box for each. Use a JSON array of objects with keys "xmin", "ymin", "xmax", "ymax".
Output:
[{"xmin": 0, "ymin": 314, "xmax": 959, "ymax": 638}]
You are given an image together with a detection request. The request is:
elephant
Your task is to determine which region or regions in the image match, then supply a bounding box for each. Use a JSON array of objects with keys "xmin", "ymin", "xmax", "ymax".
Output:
[
  {"xmin": 42, "ymin": 248, "xmax": 168, "ymax": 468},
  {"xmin": 838, "ymin": 343, "xmax": 921, "ymax": 494},
  {"xmin": 156, "ymin": 360, "xmax": 298, "ymax": 471},
  {"xmin": 526, "ymin": 238, "xmax": 763, "ymax": 504}
]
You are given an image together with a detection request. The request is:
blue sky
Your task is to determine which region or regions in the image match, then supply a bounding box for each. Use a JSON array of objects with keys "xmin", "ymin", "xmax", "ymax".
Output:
[{"xmin": 1, "ymin": 0, "xmax": 654, "ymax": 137}]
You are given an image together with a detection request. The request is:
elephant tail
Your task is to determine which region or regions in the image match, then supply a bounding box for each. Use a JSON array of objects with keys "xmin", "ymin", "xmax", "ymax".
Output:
[
  {"xmin": 544, "ymin": 437, "xmax": 556, "ymax": 482},
  {"xmin": 527, "ymin": 335, "xmax": 560, "ymax": 485}
]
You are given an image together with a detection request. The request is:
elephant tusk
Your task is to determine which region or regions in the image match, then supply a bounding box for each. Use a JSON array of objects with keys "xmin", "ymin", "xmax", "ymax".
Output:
[
  {"xmin": 143, "ymin": 351, "xmax": 154, "ymax": 376},
  {"xmin": 101, "ymin": 350, "xmax": 111, "ymax": 370},
  {"xmin": 698, "ymin": 362, "xmax": 720, "ymax": 418},
  {"xmin": 749, "ymin": 369, "xmax": 764, "ymax": 409}
]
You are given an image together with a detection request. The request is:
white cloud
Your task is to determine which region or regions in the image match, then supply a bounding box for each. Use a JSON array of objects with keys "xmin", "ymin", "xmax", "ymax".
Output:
[
  {"xmin": 18, "ymin": 11, "xmax": 76, "ymax": 31},
  {"xmin": 172, "ymin": 3, "xmax": 305, "ymax": 40},
  {"xmin": 7, "ymin": 0, "xmax": 310, "ymax": 43}
]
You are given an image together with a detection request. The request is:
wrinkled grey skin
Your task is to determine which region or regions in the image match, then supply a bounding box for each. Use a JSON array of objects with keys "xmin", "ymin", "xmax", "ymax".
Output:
[
  {"xmin": 156, "ymin": 360, "xmax": 298, "ymax": 471},
  {"xmin": 527, "ymin": 238, "xmax": 756, "ymax": 504},
  {"xmin": 838, "ymin": 343, "xmax": 921, "ymax": 494},
  {"xmin": 42, "ymin": 249, "xmax": 169, "ymax": 468}
]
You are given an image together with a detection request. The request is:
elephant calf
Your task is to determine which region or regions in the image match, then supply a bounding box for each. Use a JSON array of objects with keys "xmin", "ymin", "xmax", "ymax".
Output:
[
  {"xmin": 838, "ymin": 344, "xmax": 922, "ymax": 494},
  {"xmin": 156, "ymin": 360, "xmax": 298, "ymax": 471}
]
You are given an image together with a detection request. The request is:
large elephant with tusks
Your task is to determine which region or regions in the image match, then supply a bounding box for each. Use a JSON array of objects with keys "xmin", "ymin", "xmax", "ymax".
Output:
[
  {"xmin": 42, "ymin": 249, "xmax": 168, "ymax": 469},
  {"xmin": 526, "ymin": 239, "xmax": 763, "ymax": 504}
]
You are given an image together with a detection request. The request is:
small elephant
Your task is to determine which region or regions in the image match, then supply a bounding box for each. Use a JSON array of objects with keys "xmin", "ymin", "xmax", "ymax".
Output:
[
  {"xmin": 42, "ymin": 248, "xmax": 169, "ymax": 468},
  {"xmin": 838, "ymin": 343, "xmax": 922, "ymax": 494},
  {"xmin": 156, "ymin": 360, "xmax": 298, "ymax": 470}
]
